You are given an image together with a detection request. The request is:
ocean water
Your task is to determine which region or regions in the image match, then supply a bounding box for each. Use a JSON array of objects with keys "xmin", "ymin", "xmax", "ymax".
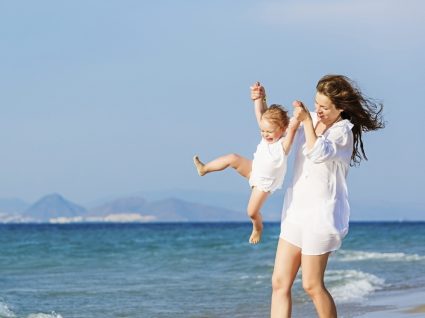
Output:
[{"xmin": 0, "ymin": 222, "xmax": 424, "ymax": 318}]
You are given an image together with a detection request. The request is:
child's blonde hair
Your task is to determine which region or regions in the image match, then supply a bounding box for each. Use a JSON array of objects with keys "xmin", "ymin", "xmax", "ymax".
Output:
[{"xmin": 261, "ymin": 104, "xmax": 289, "ymax": 130}]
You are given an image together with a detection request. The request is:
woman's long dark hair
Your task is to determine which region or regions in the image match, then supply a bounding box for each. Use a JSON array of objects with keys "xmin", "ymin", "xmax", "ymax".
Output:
[{"xmin": 317, "ymin": 75, "xmax": 385, "ymax": 166}]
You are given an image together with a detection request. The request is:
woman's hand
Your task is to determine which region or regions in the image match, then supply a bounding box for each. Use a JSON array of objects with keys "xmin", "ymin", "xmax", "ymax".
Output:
[
  {"xmin": 250, "ymin": 81, "xmax": 266, "ymax": 101},
  {"xmin": 293, "ymin": 100, "xmax": 311, "ymax": 122}
]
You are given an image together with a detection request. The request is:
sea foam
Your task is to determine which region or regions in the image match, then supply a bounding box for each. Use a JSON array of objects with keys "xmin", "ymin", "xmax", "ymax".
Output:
[
  {"xmin": 0, "ymin": 302, "xmax": 62, "ymax": 318},
  {"xmin": 326, "ymin": 270, "xmax": 385, "ymax": 303},
  {"xmin": 27, "ymin": 313, "xmax": 63, "ymax": 318},
  {"xmin": 0, "ymin": 301, "xmax": 16, "ymax": 318},
  {"xmin": 336, "ymin": 250, "xmax": 425, "ymax": 262}
]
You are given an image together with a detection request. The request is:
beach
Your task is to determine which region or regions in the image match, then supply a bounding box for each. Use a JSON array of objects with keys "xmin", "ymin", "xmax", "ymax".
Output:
[{"xmin": 355, "ymin": 287, "xmax": 425, "ymax": 317}]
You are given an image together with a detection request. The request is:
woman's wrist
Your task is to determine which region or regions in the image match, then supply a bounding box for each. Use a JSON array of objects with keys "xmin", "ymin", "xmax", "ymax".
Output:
[{"xmin": 303, "ymin": 113, "xmax": 313, "ymax": 124}]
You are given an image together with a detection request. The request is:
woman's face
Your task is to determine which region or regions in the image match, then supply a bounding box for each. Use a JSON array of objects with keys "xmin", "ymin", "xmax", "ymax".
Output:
[{"xmin": 314, "ymin": 92, "xmax": 342, "ymax": 126}]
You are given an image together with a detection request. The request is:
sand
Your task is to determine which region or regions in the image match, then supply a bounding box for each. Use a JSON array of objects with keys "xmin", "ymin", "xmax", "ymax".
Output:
[{"xmin": 357, "ymin": 287, "xmax": 425, "ymax": 317}]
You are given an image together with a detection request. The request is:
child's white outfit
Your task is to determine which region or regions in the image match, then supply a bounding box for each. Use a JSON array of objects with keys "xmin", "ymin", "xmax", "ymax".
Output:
[{"xmin": 249, "ymin": 137, "xmax": 287, "ymax": 193}]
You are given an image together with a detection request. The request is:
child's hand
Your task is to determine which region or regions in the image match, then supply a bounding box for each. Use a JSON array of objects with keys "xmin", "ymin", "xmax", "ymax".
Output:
[
  {"xmin": 250, "ymin": 81, "xmax": 266, "ymax": 101},
  {"xmin": 293, "ymin": 100, "xmax": 311, "ymax": 122}
]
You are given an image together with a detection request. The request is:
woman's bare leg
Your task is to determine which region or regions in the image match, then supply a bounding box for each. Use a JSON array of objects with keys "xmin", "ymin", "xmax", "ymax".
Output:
[
  {"xmin": 247, "ymin": 187, "xmax": 269, "ymax": 244},
  {"xmin": 193, "ymin": 154, "xmax": 252, "ymax": 178},
  {"xmin": 271, "ymin": 239, "xmax": 301, "ymax": 318},
  {"xmin": 301, "ymin": 253, "xmax": 337, "ymax": 318}
]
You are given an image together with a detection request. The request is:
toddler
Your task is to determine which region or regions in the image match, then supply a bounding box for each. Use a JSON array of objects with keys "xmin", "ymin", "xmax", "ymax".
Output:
[{"xmin": 193, "ymin": 82, "xmax": 300, "ymax": 244}]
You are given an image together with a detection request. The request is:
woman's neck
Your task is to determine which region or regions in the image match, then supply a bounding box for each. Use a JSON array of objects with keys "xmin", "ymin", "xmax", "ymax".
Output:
[
  {"xmin": 326, "ymin": 114, "xmax": 342, "ymax": 128},
  {"xmin": 315, "ymin": 114, "xmax": 342, "ymax": 135}
]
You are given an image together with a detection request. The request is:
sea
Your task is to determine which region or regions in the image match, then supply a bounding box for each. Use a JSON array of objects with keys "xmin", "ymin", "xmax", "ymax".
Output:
[{"xmin": 0, "ymin": 222, "xmax": 424, "ymax": 318}]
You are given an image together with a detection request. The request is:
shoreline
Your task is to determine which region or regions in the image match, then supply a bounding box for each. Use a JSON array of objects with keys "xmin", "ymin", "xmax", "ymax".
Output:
[{"xmin": 356, "ymin": 287, "xmax": 425, "ymax": 317}]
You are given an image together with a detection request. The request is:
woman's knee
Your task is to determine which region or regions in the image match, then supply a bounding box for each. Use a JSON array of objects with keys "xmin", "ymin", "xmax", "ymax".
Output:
[
  {"xmin": 302, "ymin": 279, "xmax": 325, "ymax": 297},
  {"xmin": 271, "ymin": 273, "xmax": 292, "ymax": 295}
]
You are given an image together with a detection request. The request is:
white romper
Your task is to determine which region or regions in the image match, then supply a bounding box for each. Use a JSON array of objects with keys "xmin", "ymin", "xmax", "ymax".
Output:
[
  {"xmin": 280, "ymin": 113, "xmax": 354, "ymax": 255},
  {"xmin": 249, "ymin": 137, "xmax": 288, "ymax": 193}
]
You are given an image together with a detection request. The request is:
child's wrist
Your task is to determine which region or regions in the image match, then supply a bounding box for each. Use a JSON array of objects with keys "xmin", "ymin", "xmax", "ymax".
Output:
[{"xmin": 251, "ymin": 95, "xmax": 266, "ymax": 102}]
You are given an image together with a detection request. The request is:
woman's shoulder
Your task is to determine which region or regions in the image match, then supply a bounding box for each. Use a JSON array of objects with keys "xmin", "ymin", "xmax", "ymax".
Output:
[
  {"xmin": 327, "ymin": 119, "xmax": 354, "ymax": 142},
  {"xmin": 332, "ymin": 119, "xmax": 354, "ymax": 131}
]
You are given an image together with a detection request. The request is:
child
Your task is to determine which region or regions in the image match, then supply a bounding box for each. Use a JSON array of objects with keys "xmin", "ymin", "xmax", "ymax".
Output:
[{"xmin": 193, "ymin": 82, "xmax": 300, "ymax": 244}]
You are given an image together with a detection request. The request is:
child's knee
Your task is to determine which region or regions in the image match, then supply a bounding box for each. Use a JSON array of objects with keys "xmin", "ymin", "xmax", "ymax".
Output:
[
  {"xmin": 247, "ymin": 205, "xmax": 259, "ymax": 218},
  {"xmin": 227, "ymin": 153, "xmax": 240, "ymax": 165}
]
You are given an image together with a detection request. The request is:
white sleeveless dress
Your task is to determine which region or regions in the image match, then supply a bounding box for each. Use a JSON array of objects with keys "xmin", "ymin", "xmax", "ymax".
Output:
[{"xmin": 249, "ymin": 137, "xmax": 288, "ymax": 193}]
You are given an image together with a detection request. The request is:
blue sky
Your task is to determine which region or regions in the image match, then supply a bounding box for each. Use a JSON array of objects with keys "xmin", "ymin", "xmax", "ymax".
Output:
[{"xmin": 0, "ymin": 1, "xmax": 424, "ymax": 220}]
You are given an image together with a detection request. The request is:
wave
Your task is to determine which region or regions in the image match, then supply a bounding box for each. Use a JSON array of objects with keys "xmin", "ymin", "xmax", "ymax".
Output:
[
  {"xmin": 0, "ymin": 301, "xmax": 16, "ymax": 318},
  {"xmin": 336, "ymin": 250, "xmax": 425, "ymax": 262},
  {"xmin": 27, "ymin": 313, "xmax": 62, "ymax": 318},
  {"xmin": 326, "ymin": 270, "xmax": 385, "ymax": 303},
  {"xmin": 0, "ymin": 302, "xmax": 62, "ymax": 318}
]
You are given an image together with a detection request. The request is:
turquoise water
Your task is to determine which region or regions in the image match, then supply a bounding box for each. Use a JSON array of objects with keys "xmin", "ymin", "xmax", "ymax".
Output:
[{"xmin": 0, "ymin": 222, "xmax": 424, "ymax": 318}]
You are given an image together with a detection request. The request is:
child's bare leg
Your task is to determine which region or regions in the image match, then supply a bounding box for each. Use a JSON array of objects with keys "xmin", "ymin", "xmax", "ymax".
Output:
[
  {"xmin": 193, "ymin": 154, "xmax": 252, "ymax": 178},
  {"xmin": 247, "ymin": 188, "xmax": 269, "ymax": 244}
]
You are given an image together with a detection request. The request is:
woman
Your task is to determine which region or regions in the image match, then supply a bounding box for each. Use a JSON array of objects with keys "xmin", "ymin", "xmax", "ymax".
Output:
[{"xmin": 251, "ymin": 75, "xmax": 384, "ymax": 317}]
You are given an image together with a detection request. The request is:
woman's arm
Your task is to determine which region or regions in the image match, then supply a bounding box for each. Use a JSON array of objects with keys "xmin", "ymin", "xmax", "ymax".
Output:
[
  {"xmin": 250, "ymin": 82, "xmax": 267, "ymax": 127},
  {"xmin": 304, "ymin": 127, "xmax": 353, "ymax": 164},
  {"xmin": 293, "ymin": 100, "xmax": 317, "ymax": 150},
  {"xmin": 293, "ymin": 101, "xmax": 353, "ymax": 163}
]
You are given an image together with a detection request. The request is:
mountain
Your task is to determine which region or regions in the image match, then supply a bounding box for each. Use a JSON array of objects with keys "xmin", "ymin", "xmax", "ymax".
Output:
[
  {"xmin": 144, "ymin": 197, "xmax": 245, "ymax": 222},
  {"xmin": 23, "ymin": 193, "xmax": 87, "ymax": 222},
  {"xmin": 133, "ymin": 189, "xmax": 284, "ymax": 220},
  {"xmin": 90, "ymin": 196, "xmax": 147, "ymax": 216},
  {"xmin": 90, "ymin": 196, "xmax": 245, "ymax": 222},
  {"xmin": 1, "ymin": 193, "xmax": 250, "ymax": 223}
]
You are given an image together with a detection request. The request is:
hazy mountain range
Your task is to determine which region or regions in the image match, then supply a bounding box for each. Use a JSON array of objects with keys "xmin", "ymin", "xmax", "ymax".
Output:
[
  {"xmin": 1, "ymin": 189, "xmax": 422, "ymax": 223},
  {"xmin": 0, "ymin": 193, "xmax": 248, "ymax": 223}
]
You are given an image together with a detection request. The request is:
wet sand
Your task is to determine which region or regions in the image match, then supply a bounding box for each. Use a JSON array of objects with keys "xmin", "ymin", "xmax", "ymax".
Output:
[{"xmin": 357, "ymin": 287, "xmax": 425, "ymax": 317}]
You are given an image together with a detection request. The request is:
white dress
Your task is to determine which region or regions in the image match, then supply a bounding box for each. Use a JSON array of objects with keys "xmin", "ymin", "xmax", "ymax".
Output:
[
  {"xmin": 280, "ymin": 113, "xmax": 354, "ymax": 255},
  {"xmin": 249, "ymin": 137, "xmax": 288, "ymax": 193}
]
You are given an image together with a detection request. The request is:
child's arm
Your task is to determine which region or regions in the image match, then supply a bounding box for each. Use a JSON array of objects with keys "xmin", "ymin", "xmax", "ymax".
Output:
[
  {"xmin": 282, "ymin": 117, "xmax": 301, "ymax": 155},
  {"xmin": 250, "ymin": 82, "xmax": 267, "ymax": 126}
]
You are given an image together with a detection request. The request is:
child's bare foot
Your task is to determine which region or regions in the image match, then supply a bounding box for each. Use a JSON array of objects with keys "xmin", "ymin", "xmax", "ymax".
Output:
[
  {"xmin": 249, "ymin": 223, "xmax": 263, "ymax": 244},
  {"xmin": 193, "ymin": 155, "xmax": 206, "ymax": 176}
]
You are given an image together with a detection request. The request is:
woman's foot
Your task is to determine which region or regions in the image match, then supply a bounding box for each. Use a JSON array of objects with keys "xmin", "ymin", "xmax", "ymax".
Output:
[{"xmin": 193, "ymin": 155, "xmax": 206, "ymax": 176}]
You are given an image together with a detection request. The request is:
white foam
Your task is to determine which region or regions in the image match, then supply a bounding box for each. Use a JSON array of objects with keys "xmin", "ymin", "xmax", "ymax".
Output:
[
  {"xmin": 0, "ymin": 302, "xmax": 16, "ymax": 318},
  {"xmin": 0, "ymin": 301, "xmax": 63, "ymax": 318},
  {"xmin": 27, "ymin": 313, "xmax": 63, "ymax": 318},
  {"xmin": 336, "ymin": 250, "xmax": 425, "ymax": 262},
  {"xmin": 326, "ymin": 270, "xmax": 385, "ymax": 303}
]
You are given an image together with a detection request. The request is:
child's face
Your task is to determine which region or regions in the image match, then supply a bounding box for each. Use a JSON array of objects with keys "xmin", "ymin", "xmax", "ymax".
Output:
[{"xmin": 259, "ymin": 118, "xmax": 284, "ymax": 144}]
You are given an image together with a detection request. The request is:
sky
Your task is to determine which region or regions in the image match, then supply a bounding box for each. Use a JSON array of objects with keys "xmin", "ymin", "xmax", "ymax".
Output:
[{"xmin": 0, "ymin": 0, "xmax": 424, "ymax": 220}]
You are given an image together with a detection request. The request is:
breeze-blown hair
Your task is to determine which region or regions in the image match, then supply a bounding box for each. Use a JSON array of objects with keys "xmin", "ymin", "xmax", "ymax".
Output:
[
  {"xmin": 262, "ymin": 104, "xmax": 290, "ymax": 130},
  {"xmin": 316, "ymin": 75, "xmax": 385, "ymax": 166}
]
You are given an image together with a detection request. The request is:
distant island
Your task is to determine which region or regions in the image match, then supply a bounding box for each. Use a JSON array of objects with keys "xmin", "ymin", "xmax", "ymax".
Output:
[
  {"xmin": 0, "ymin": 193, "xmax": 247, "ymax": 223},
  {"xmin": 1, "ymin": 191, "xmax": 421, "ymax": 223}
]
